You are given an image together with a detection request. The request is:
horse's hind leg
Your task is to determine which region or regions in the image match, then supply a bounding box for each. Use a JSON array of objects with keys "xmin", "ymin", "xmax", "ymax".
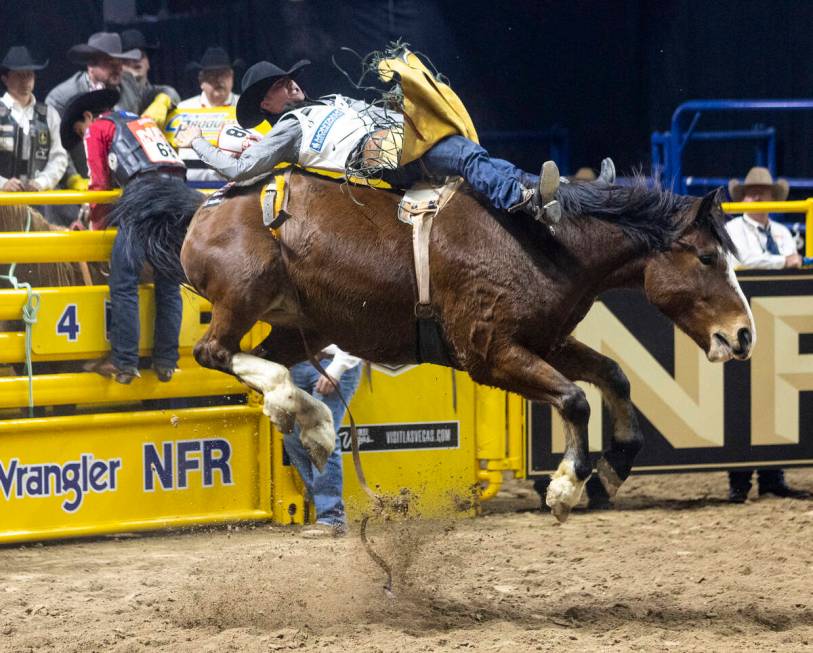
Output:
[
  {"xmin": 470, "ymin": 342, "xmax": 590, "ymax": 523},
  {"xmin": 194, "ymin": 305, "xmax": 335, "ymax": 470},
  {"xmin": 547, "ymin": 337, "xmax": 644, "ymax": 498}
]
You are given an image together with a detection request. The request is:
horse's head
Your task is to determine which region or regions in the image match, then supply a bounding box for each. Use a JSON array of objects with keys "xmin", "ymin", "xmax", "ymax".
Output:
[{"xmin": 643, "ymin": 188, "xmax": 755, "ymax": 362}]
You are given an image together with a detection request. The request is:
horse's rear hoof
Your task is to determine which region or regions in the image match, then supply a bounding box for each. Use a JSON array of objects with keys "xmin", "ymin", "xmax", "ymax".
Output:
[
  {"xmin": 304, "ymin": 440, "xmax": 330, "ymax": 472},
  {"xmin": 596, "ymin": 457, "xmax": 622, "ymax": 498},
  {"xmin": 264, "ymin": 406, "xmax": 296, "ymax": 433},
  {"xmin": 301, "ymin": 421, "xmax": 335, "ymax": 472}
]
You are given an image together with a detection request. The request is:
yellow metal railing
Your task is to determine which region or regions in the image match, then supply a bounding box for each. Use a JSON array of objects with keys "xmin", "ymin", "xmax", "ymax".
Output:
[
  {"xmin": 0, "ymin": 189, "xmax": 122, "ymax": 205},
  {"xmin": 721, "ymin": 198, "xmax": 813, "ymax": 258}
]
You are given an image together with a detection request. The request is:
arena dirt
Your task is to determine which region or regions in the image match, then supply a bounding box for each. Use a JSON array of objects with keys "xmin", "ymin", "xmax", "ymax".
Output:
[{"xmin": 1, "ymin": 470, "xmax": 812, "ymax": 652}]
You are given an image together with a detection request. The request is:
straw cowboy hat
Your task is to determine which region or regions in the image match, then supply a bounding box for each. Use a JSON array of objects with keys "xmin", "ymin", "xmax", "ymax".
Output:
[
  {"xmin": 728, "ymin": 166, "xmax": 789, "ymax": 201},
  {"xmin": 67, "ymin": 32, "xmax": 141, "ymax": 65},
  {"xmin": 236, "ymin": 59, "xmax": 310, "ymax": 128}
]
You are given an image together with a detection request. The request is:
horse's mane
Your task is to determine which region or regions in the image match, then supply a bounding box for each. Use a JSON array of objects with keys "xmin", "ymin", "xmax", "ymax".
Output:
[{"xmin": 557, "ymin": 176, "xmax": 736, "ymax": 254}]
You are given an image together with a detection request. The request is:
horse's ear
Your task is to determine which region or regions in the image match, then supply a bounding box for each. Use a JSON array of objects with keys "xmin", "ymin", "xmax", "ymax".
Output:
[{"xmin": 696, "ymin": 187, "xmax": 726, "ymax": 219}]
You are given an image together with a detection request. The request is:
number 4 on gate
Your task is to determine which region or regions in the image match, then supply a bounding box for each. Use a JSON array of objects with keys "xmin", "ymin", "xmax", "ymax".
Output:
[{"xmin": 56, "ymin": 304, "xmax": 80, "ymax": 341}]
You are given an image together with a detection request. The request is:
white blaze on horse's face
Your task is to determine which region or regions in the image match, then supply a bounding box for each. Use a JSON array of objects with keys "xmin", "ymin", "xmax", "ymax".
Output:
[
  {"xmin": 711, "ymin": 247, "xmax": 756, "ymax": 362},
  {"xmin": 644, "ymin": 230, "xmax": 756, "ymax": 364}
]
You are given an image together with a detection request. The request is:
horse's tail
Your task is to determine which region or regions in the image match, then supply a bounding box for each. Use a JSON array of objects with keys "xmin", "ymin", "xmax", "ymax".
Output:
[{"xmin": 110, "ymin": 175, "xmax": 205, "ymax": 284}]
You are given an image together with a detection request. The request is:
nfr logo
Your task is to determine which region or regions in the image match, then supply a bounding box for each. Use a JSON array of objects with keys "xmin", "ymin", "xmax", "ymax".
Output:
[{"xmin": 143, "ymin": 439, "xmax": 233, "ymax": 491}]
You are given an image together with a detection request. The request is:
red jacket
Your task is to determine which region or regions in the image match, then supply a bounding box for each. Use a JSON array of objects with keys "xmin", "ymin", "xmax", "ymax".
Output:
[{"xmin": 84, "ymin": 113, "xmax": 116, "ymax": 230}]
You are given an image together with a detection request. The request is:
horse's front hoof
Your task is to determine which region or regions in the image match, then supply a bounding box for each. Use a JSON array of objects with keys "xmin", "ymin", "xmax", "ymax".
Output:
[{"xmin": 546, "ymin": 473, "xmax": 583, "ymax": 522}]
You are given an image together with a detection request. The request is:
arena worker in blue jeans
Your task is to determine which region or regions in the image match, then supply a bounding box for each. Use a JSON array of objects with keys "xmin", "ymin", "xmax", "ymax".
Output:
[
  {"xmin": 285, "ymin": 345, "xmax": 362, "ymax": 537},
  {"xmin": 61, "ymin": 89, "xmax": 192, "ymax": 384}
]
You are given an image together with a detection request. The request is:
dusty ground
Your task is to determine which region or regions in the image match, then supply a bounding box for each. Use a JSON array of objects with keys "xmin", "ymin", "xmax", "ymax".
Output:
[{"xmin": 1, "ymin": 470, "xmax": 812, "ymax": 653}]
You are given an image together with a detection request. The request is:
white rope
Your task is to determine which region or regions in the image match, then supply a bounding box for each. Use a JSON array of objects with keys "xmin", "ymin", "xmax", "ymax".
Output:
[{"xmin": 0, "ymin": 207, "xmax": 41, "ymax": 416}]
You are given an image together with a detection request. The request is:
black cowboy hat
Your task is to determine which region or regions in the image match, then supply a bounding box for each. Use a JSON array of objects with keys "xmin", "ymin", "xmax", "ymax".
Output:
[
  {"xmin": 59, "ymin": 88, "xmax": 120, "ymax": 150},
  {"xmin": 67, "ymin": 32, "xmax": 141, "ymax": 65},
  {"xmin": 236, "ymin": 59, "xmax": 310, "ymax": 128},
  {"xmin": 120, "ymin": 29, "xmax": 159, "ymax": 53},
  {"xmin": 186, "ymin": 47, "xmax": 244, "ymax": 73},
  {"xmin": 1, "ymin": 46, "xmax": 48, "ymax": 72}
]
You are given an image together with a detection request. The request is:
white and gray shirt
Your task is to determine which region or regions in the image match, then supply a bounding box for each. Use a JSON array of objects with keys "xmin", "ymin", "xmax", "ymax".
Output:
[
  {"xmin": 192, "ymin": 95, "xmax": 398, "ymax": 183},
  {"xmin": 725, "ymin": 214, "xmax": 797, "ymax": 270}
]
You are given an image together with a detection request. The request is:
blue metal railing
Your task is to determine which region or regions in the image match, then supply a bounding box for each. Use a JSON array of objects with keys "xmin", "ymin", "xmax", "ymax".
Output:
[{"xmin": 658, "ymin": 99, "xmax": 813, "ymax": 194}]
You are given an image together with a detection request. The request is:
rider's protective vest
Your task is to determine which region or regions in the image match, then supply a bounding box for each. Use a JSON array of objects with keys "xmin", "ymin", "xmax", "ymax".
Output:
[
  {"xmin": 100, "ymin": 111, "xmax": 185, "ymax": 186},
  {"xmin": 285, "ymin": 96, "xmax": 383, "ymax": 173},
  {"xmin": 0, "ymin": 101, "xmax": 50, "ymax": 180}
]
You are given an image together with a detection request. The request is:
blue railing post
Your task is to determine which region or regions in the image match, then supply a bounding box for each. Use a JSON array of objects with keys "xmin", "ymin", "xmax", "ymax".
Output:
[{"xmin": 666, "ymin": 99, "xmax": 813, "ymax": 196}]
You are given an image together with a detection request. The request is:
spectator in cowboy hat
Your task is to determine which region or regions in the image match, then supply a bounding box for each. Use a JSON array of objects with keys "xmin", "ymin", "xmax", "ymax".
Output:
[
  {"xmin": 45, "ymin": 32, "xmax": 141, "ymax": 118},
  {"xmin": 178, "ymin": 47, "xmax": 243, "ymax": 109},
  {"xmin": 0, "ymin": 46, "xmax": 67, "ymax": 193},
  {"xmin": 724, "ymin": 165, "xmax": 809, "ymax": 503},
  {"xmin": 119, "ymin": 29, "xmax": 160, "ymax": 89},
  {"xmin": 44, "ymin": 32, "xmax": 180, "ymax": 227},
  {"xmin": 177, "ymin": 47, "xmax": 243, "ymax": 184},
  {"xmin": 726, "ymin": 166, "xmax": 801, "ymax": 270},
  {"xmin": 571, "ymin": 166, "xmax": 597, "ymax": 182}
]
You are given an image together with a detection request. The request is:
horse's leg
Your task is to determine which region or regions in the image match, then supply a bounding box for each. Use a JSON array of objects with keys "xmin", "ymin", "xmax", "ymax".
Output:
[
  {"xmin": 472, "ymin": 343, "xmax": 590, "ymax": 522},
  {"xmin": 250, "ymin": 326, "xmax": 329, "ymax": 369},
  {"xmin": 194, "ymin": 306, "xmax": 335, "ymax": 471},
  {"xmin": 547, "ymin": 337, "xmax": 643, "ymax": 498}
]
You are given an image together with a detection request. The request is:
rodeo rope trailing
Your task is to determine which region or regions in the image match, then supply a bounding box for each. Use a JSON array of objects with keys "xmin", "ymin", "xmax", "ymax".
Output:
[
  {"xmin": 0, "ymin": 207, "xmax": 41, "ymax": 417},
  {"xmin": 296, "ymin": 324, "xmax": 396, "ymax": 595}
]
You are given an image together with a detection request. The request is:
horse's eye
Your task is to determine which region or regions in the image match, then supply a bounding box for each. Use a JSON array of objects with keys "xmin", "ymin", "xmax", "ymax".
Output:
[{"xmin": 698, "ymin": 253, "xmax": 716, "ymax": 266}]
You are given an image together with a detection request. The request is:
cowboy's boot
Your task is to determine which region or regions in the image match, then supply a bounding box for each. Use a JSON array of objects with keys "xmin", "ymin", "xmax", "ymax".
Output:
[
  {"xmin": 510, "ymin": 160, "xmax": 561, "ymax": 224},
  {"xmin": 598, "ymin": 157, "xmax": 616, "ymax": 185}
]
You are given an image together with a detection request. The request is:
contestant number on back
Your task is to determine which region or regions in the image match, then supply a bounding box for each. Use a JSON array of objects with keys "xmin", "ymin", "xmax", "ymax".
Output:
[{"xmin": 127, "ymin": 118, "xmax": 182, "ymax": 165}]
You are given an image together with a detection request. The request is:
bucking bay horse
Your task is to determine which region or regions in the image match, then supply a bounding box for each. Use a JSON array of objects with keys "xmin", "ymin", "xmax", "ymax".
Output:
[{"xmin": 125, "ymin": 171, "xmax": 754, "ymax": 521}]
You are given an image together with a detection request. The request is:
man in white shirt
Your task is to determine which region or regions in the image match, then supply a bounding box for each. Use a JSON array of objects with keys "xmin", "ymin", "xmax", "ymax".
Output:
[
  {"xmin": 0, "ymin": 46, "xmax": 67, "ymax": 192},
  {"xmin": 724, "ymin": 166, "xmax": 809, "ymax": 503},
  {"xmin": 178, "ymin": 47, "xmax": 241, "ymax": 110},
  {"xmin": 725, "ymin": 166, "xmax": 801, "ymax": 270},
  {"xmin": 177, "ymin": 47, "xmax": 241, "ymax": 184}
]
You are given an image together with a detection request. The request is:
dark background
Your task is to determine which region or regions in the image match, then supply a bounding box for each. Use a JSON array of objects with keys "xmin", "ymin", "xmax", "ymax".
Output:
[{"xmin": 3, "ymin": 0, "xmax": 812, "ymax": 186}]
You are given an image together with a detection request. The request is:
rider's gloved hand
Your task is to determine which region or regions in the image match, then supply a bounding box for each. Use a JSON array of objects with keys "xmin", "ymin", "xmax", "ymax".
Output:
[
  {"xmin": 66, "ymin": 174, "xmax": 89, "ymax": 191},
  {"xmin": 141, "ymin": 92, "xmax": 174, "ymax": 128}
]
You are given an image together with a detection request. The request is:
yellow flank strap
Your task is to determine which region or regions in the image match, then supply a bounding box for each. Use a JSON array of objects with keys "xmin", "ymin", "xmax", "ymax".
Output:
[
  {"xmin": 301, "ymin": 166, "xmax": 393, "ymax": 190},
  {"xmin": 261, "ymin": 164, "xmax": 395, "ymax": 239}
]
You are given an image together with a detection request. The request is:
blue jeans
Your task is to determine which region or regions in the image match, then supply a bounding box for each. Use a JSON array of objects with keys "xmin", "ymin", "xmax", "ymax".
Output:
[
  {"xmin": 283, "ymin": 359, "xmax": 362, "ymax": 526},
  {"xmin": 387, "ymin": 135, "xmax": 538, "ymax": 209},
  {"xmin": 108, "ymin": 229, "xmax": 182, "ymax": 369}
]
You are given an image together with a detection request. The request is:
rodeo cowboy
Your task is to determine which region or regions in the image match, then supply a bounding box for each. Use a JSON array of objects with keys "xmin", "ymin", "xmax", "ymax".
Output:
[
  {"xmin": 62, "ymin": 89, "xmax": 201, "ymax": 384},
  {"xmin": 0, "ymin": 46, "xmax": 68, "ymax": 193},
  {"xmin": 174, "ymin": 56, "xmax": 563, "ymax": 224}
]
